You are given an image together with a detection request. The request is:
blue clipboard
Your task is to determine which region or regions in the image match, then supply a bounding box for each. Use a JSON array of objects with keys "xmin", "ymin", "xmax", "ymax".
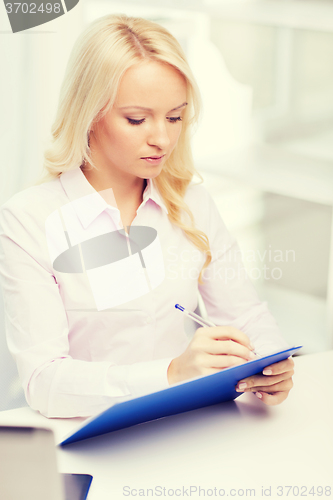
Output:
[{"xmin": 60, "ymin": 345, "xmax": 302, "ymax": 446}]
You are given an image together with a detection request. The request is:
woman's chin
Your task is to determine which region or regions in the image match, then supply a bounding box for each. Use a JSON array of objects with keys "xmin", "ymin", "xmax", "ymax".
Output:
[{"xmin": 141, "ymin": 166, "xmax": 164, "ymax": 179}]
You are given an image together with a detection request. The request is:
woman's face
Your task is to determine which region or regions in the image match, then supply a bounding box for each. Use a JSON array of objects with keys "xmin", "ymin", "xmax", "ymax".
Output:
[{"xmin": 89, "ymin": 60, "xmax": 188, "ymax": 182}]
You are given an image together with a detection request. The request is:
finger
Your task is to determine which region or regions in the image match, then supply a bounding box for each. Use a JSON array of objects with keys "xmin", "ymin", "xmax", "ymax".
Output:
[
  {"xmin": 262, "ymin": 357, "xmax": 295, "ymax": 376},
  {"xmin": 236, "ymin": 370, "xmax": 294, "ymax": 391},
  {"xmin": 202, "ymin": 326, "xmax": 253, "ymax": 350},
  {"xmin": 204, "ymin": 353, "xmax": 249, "ymax": 370},
  {"xmin": 255, "ymin": 391, "xmax": 289, "ymax": 406},
  {"xmin": 201, "ymin": 338, "xmax": 255, "ymax": 361},
  {"xmin": 190, "ymin": 362, "xmax": 247, "ymax": 378},
  {"xmin": 192, "ymin": 366, "xmax": 225, "ymax": 377},
  {"xmin": 241, "ymin": 378, "xmax": 293, "ymax": 394}
]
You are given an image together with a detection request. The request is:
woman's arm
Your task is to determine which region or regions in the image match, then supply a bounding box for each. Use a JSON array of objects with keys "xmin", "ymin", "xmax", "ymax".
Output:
[
  {"xmin": 183, "ymin": 185, "xmax": 293, "ymax": 404},
  {"xmin": 0, "ymin": 201, "xmax": 172, "ymax": 418},
  {"xmin": 192, "ymin": 186, "xmax": 290, "ymax": 355}
]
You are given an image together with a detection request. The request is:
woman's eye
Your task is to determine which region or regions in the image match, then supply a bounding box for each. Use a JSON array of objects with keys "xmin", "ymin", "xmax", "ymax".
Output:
[
  {"xmin": 127, "ymin": 118, "xmax": 145, "ymax": 125},
  {"xmin": 168, "ymin": 116, "xmax": 182, "ymax": 123},
  {"xmin": 126, "ymin": 116, "xmax": 182, "ymax": 126}
]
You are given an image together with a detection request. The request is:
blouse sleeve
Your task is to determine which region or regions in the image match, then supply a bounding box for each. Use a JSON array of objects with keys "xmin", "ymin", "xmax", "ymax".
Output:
[
  {"xmin": 0, "ymin": 202, "xmax": 172, "ymax": 418},
  {"xmin": 196, "ymin": 187, "xmax": 290, "ymax": 355}
]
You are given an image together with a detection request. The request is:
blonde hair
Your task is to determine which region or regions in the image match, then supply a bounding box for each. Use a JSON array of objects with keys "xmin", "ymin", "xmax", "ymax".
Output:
[{"xmin": 35, "ymin": 13, "xmax": 211, "ymax": 283}]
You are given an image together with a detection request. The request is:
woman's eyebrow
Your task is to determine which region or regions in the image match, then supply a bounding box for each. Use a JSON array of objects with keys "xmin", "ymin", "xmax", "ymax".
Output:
[{"xmin": 119, "ymin": 102, "xmax": 188, "ymax": 112}]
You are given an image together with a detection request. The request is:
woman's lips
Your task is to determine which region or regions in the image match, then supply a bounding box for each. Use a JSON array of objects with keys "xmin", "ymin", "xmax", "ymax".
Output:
[{"xmin": 141, "ymin": 155, "xmax": 165, "ymax": 165}]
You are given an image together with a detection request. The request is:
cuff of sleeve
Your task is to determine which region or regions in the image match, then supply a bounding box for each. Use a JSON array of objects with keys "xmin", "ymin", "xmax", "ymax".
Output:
[{"xmin": 127, "ymin": 357, "xmax": 174, "ymax": 398}]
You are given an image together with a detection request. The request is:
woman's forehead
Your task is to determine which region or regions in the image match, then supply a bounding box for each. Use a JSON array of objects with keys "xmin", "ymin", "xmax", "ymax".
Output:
[{"xmin": 114, "ymin": 60, "xmax": 187, "ymax": 110}]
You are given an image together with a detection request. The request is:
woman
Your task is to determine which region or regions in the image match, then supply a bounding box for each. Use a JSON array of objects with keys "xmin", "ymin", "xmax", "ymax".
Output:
[{"xmin": 0, "ymin": 14, "xmax": 294, "ymax": 418}]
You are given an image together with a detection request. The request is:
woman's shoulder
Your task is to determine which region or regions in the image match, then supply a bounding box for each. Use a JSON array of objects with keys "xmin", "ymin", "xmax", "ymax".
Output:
[
  {"xmin": 184, "ymin": 181, "xmax": 216, "ymax": 216},
  {"xmin": 181, "ymin": 181, "xmax": 220, "ymax": 231},
  {"xmin": 183, "ymin": 180, "xmax": 231, "ymax": 239},
  {"xmin": 184, "ymin": 181, "xmax": 211, "ymax": 204},
  {"xmin": 0, "ymin": 177, "xmax": 64, "ymax": 219}
]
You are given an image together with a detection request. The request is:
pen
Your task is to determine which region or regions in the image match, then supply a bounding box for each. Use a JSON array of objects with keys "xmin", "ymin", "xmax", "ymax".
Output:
[
  {"xmin": 175, "ymin": 303, "xmax": 257, "ymax": 356},
  {"xmin": 175, "ymin": 303, "xmax": 216, "ymax": 328}
]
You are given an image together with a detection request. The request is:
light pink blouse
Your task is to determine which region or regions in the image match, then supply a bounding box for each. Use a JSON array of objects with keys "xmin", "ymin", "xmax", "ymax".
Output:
[{"xmin": 0, "ymin": 167, "xmax": 289, "ymax": 417}]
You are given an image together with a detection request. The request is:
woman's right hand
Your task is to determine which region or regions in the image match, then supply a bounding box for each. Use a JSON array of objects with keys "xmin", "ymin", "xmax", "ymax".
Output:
[{"xmin": 167, "ymin": 326, "xmax": 256, "ymax": 385}]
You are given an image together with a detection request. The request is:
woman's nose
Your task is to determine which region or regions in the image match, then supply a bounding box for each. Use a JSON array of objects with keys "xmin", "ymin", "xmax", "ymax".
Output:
[{"xmin": 147, "ymin": 120, "xmax": 171, "ymax": 150}]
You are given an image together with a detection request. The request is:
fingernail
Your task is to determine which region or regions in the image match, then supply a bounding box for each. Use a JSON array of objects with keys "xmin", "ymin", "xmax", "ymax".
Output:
[
  {"xmin": 256, "ymin": 392, "xmax": 262, "ymax": 399},
  {"xmin": 249, "ymin": 343, "xmax": 255, "ymax": 351},
  {"xmin": 238, "ymin": 383, "xmax": 247, "ymax": 391},
  {"xmin": 249, "ymin": 352, "xmax": 256, "ymax": 360},
  {"xmin": 263, "ymin": 369, "xmax": 272, "ymax": 375}
]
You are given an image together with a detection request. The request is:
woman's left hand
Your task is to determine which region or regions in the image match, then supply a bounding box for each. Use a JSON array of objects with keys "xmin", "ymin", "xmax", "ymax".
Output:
[{"xmin": 235, "ymin": 356, "xmax": 295, "ymax": 405}]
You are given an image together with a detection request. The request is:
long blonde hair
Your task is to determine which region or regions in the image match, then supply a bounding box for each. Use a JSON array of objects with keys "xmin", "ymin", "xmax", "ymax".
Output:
[{"xmin": 36, "ymin": 13, "xmax": 211, "ymax": 283}]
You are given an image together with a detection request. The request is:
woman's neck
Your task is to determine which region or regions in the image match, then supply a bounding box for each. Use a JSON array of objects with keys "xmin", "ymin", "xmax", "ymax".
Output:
[{"xmin": 81, "ymin": 163, "xmax": 146, "ymax": 207}]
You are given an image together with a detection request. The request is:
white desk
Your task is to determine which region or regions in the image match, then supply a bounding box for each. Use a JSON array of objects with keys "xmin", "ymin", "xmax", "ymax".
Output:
[{"xmin": 1, "ymin": 351, "xmax": 332, "ymax": 499}]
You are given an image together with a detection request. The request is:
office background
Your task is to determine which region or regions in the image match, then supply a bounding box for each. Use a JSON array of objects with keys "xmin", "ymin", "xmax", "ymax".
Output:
[{"xmin": 0, "ymin": 0, "xmax": 332, "ymax": 411}]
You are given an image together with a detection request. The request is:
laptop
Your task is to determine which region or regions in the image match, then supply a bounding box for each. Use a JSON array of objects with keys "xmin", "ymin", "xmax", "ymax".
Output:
[{"xmin": 0, "ymin": 426, "xmax": 92, "ymax": 500}]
